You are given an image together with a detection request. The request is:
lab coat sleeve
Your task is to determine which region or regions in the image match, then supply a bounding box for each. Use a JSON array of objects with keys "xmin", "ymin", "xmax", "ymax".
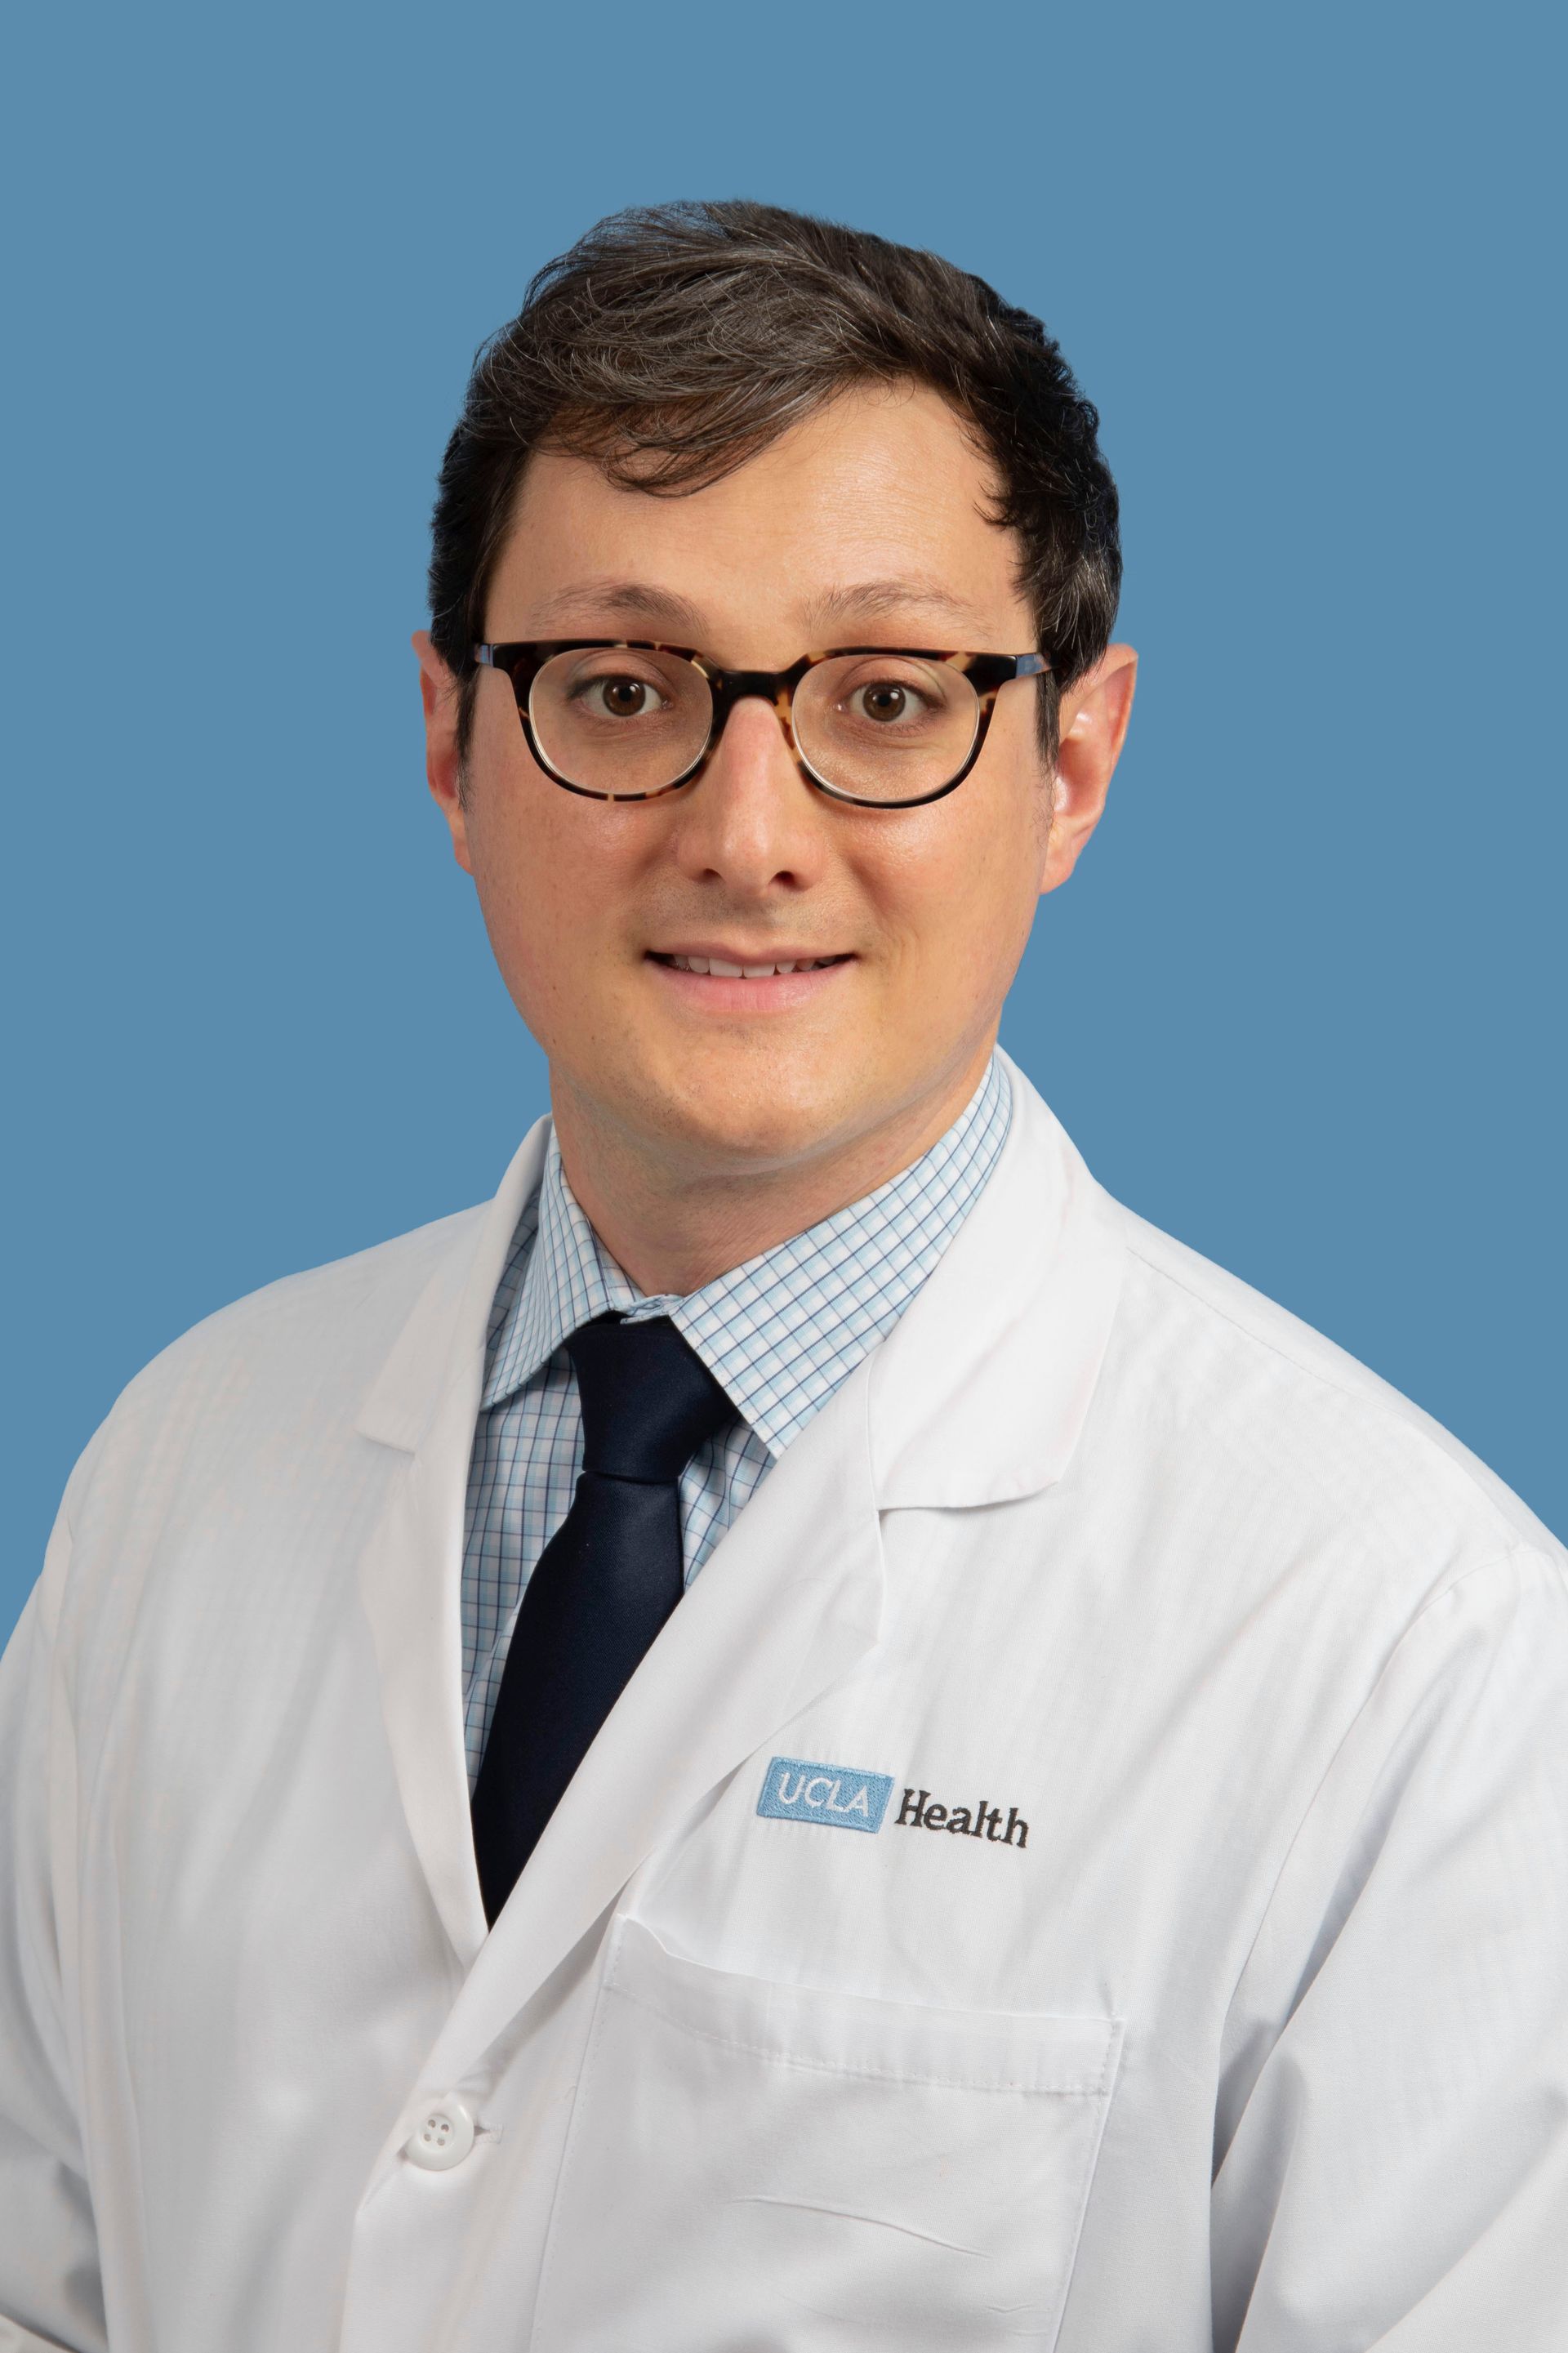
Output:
[
  {"xmin": 0, "ymin": 1495, "xmax": 109, "ymax": 2352},
  {"xmin": 1211, "ymin": 1544, "xmax": 1568, "ymax": 2351}
]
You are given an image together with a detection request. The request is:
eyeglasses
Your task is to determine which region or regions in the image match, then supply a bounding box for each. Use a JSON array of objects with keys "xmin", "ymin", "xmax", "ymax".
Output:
[{"xmin": 472, "ymin": 640, "xmax": 1052, "ymax": 809}]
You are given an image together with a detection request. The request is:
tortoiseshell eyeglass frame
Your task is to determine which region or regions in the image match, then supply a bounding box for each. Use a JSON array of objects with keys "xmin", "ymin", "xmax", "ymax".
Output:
[{"xmin": 471, "ymin": 641, "xmax": 1053, "ymax": 809}]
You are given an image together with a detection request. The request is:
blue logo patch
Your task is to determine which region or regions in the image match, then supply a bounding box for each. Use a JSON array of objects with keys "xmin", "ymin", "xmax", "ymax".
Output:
[{"xmin": 756, "ymin": 1757, "xmax": 895, "ymax": 1834}]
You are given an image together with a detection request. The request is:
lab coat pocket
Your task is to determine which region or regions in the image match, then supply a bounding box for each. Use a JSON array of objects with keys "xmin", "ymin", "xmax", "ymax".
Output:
[{"xmin": 531, "ymin": 1916, "xmax": 1123, "ymax": 2351}]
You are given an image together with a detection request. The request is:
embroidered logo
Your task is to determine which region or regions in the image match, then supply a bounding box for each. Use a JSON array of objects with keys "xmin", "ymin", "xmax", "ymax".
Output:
[
  {"xmin": 894, "ymin": 1787, "xmax": 1029, "ymax": 1847},
  {"xmin": 756, "ymin": 1757, "xmax": 896, "ymax": 1834}
]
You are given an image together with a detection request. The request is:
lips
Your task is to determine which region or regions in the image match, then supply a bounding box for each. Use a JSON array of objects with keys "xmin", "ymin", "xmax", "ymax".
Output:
[{"xmin": 652, "ymin": 953, "xmax": 850, "ymax": 978}]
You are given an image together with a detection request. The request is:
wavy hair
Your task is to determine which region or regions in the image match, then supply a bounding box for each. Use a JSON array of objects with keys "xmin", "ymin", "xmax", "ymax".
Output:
[{"xmin": 429, "ymin": 200, "xmax": 1120, "ymax": 764}]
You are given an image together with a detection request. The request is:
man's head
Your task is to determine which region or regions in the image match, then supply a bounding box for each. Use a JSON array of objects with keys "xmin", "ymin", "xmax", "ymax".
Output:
[{"xmin": 416, "ymin": 201, "xmax": 1134, "ymax": 1247}]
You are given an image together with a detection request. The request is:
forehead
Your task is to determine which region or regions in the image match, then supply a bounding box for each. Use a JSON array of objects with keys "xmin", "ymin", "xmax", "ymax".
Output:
[{"xmin": 486, "ymin": 381, "xmax": 1029, "ymax": 644}]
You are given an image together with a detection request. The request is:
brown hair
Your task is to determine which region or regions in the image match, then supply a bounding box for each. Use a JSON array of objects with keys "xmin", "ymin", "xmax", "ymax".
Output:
[{"xmin": 428, "ymin": 199, "xmax": 1120, "ymax": 764}]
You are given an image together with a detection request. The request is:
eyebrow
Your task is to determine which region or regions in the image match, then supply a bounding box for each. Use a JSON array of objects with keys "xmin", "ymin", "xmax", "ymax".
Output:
[
  {"xmin": 528, "ymin": 579, "xmax": 709, "ymax": 634},
  {"xmin": 523, "ymin": 574, "xmax": 987, "ymax": 641},
  {"xmin": 803, "ymin": 577, "xmax": 985, "ymax": 630}
]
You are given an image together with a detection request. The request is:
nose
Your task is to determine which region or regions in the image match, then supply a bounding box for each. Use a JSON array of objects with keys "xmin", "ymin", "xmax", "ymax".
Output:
[{"xmin": 665, "ymin": 692, "xmax": 830, "ymax": 897}]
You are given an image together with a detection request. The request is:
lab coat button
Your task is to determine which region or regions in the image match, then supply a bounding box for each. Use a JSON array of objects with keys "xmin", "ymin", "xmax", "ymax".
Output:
[{"xmin": 403, "ymin": 2096, "xmax": 475, "ymax": 2171}]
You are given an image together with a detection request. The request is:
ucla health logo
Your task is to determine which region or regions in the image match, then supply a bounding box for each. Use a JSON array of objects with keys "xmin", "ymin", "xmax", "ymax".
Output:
[{"xmin": 756, "ymin": 1756, "xmax": 895, "ymax": 1834}]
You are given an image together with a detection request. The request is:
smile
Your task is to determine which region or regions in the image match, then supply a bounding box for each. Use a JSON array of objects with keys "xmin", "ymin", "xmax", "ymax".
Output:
[{"xmin": 650, "ymin": 953, "xmax": 851, "ymax": 978}]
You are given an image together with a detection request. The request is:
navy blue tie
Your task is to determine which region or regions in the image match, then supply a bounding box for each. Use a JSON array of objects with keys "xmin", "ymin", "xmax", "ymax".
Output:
[{"xmin": 470, "ymin": 1312, "xmax": 735, "ymax": 1926}]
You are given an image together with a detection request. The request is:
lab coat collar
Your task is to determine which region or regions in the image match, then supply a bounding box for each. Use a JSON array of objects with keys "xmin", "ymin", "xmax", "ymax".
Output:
[
  {"xmin": 868, "ymin": 1049, "xmax": 1127, "ymax": 1509},
  {"xmin": 356, "ymin": 1116, "xmax": 553, "ymax": 1457},
  {"xmin": 350, "ymin": 1052, "xmax": 1124, "ymax": 2034},
  {"xmin": 355, "ymin": 1049, "xmax": 1121, "ymax": 1505},
  {"xmin": 352, "ymin": 1116, "xmax": 553, "ymax": 1968}
]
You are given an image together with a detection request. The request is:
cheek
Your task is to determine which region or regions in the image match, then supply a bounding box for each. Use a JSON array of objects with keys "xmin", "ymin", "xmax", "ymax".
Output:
[
  {"xmin": 463, "ymin": 781, "xmax": 657, "ymax": 1028},
  {"xmin": 870, "ymin": 785, "xmax": 1043, "ymax": 985},
  {"xmin": 463, "ymin": 791, "xmax": 573, "ymax": 1012}
]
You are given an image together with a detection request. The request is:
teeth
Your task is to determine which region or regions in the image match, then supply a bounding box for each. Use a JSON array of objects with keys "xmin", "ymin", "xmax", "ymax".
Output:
[{"xmin": 664, "ymin": 955, "xmax": 839, "ymax": 977}]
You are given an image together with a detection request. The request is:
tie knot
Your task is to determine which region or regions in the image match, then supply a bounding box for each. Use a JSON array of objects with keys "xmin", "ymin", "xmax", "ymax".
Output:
[{"xmin": 565, "ymin": 1314, "xmax": 735, "ymax": 1483}]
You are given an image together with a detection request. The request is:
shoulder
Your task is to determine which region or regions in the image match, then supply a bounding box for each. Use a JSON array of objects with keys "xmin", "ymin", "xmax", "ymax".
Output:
[
  {"xmin": 1093, "ymin": 1192, "xmax": 1561, "ymax": 1582},
  {"xmin": 146, "ymin": 1199, "xmax": 488, "ymax": 1382},
  {"xmin": 65, "ymin": 1202, "xmax": 493, "ymax": 1524}
]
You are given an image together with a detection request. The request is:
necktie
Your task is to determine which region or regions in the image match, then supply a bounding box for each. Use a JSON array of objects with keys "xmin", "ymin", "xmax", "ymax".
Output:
[{"xmin": 470, "ymin": 1312, "xmax": 735, "ymax": 1925}]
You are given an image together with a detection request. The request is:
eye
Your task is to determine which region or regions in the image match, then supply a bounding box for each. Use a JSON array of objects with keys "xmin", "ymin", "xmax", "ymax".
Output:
[
  {"xmin": 576, "ymin": 674, "xmax": 672, "ymax": 720},
  {"xmin": 844, "ymin": 677, "xmax": 933, "ymax": 726}
]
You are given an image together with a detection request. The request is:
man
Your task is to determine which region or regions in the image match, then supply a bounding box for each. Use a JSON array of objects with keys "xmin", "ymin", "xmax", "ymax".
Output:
[{"xmin": 1, "ymin": 200, "xmax": 1563, "ymax": 2352}]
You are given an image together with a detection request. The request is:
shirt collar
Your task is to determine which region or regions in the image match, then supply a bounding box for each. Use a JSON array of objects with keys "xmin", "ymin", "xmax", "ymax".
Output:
[
  {"xmin": 480, "ymin": 1139, "xmax": 640, "ymax": 1412},
  {"xmin": 482, "ymin": 1054, "xmax": 1011, "ymax": 1457}
]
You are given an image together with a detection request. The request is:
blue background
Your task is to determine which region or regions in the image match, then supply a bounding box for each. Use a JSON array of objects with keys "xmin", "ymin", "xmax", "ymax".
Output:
[{"xmin": 3, "ymin": 1, "xmax": 1563, "ymax": 1638}]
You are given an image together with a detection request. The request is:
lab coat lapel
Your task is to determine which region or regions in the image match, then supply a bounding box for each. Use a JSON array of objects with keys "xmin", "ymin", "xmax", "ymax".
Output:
[
  {"xmin": 352, "ymin": 1049, "xmax": 1126, "ymax": 2073},
  {"xmin": 354, "ymin": 1117, "xmax": 551, "ymax": 1970},
  {"xmin": 429, "ymin": 1354, "xmax": 884, "ymax": 2079},
  {"xmin": 871, "ymin": 1050, "xmax": 1128, "ymax": 1509}
]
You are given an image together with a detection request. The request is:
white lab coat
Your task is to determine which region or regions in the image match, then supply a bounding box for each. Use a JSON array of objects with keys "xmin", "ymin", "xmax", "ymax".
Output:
[{"xmin": 2, "ymin": 1053, "xmax": 1566, "ymax": 2351}]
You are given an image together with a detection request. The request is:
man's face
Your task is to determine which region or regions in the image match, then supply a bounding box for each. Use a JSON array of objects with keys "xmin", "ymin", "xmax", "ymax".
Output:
[{"xmin": 420, "ymin": 382, "xmax": 1133, "ymax": 1186}]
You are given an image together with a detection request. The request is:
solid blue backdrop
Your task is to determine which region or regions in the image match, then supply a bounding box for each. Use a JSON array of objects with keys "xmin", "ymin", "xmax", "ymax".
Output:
[{"xmin": 3, "ymin": 0, "xmax": 1563, "ymax": 1638}]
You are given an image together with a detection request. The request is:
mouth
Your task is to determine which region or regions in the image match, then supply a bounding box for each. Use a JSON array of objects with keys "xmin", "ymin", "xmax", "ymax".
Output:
[
  {"xmin": 648, "ymin": 951, "xmax": 853, "ymax": 978},
  {"xmin": 644, "ymin": 948, "xmax": 855, "ymax": 1010}
]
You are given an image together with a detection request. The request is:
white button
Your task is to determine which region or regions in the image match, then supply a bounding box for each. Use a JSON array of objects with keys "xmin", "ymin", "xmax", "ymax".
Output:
[{"xmin": 403, "ymin": 2096, "xmax": 476, "ymax": 2171}]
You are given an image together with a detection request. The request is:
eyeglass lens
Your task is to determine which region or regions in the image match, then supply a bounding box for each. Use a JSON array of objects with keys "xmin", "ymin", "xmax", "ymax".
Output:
[{"xmin": 526, "ymin": 648, "xmax": 982, "ymax": 803}]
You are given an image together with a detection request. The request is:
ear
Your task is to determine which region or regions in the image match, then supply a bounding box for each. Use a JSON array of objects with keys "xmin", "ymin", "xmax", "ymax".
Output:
[
  {"xmin": 1039, "ymin": 643, "xmax": 1138, "ymax": 896},
  {"xmin": 413, "ymin": 629, "xmax": 473, "ymax": 873}
]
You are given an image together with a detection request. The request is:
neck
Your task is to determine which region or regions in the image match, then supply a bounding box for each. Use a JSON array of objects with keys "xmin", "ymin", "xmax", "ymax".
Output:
[{"xmin": 550, "ymin": 1042, "xmax": 996, "ymax": 1298}]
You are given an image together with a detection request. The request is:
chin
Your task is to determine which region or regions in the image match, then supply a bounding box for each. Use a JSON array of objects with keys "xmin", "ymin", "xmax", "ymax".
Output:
[{"xmin": 636, "ymin": 1055, "xmax": 874, "ymax": 1176}]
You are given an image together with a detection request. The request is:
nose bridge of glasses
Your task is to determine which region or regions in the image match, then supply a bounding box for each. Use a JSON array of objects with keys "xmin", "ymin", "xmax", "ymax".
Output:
[
  {"xmin": 704, "ymin": 665, "xmax": 800, "ymax": 716},
  {"xmin": 700, "ymin": 666, "xmax": 806, "ymax": 760}
]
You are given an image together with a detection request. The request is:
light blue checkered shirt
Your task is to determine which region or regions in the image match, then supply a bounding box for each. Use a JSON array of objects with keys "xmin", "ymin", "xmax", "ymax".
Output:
[{"xmin": 460, "ymin": 1053, "xmax": 1011, "ymax": 1786}]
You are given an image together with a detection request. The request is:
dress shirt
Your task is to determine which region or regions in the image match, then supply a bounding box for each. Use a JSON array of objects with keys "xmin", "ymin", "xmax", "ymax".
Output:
[{"xmin": 460, "ymin": 1053, "xmax": 1011, "ymax": 1785}]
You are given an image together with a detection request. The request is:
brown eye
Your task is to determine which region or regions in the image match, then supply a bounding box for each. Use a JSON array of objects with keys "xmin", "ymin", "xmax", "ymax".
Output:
[
  {"xmin": 844, "ymin": 675, "xmax": 936, "ymax": 726},
  {"xmin": 587, "ymin": 676, "xmax": 667, "ymax": 719}
]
